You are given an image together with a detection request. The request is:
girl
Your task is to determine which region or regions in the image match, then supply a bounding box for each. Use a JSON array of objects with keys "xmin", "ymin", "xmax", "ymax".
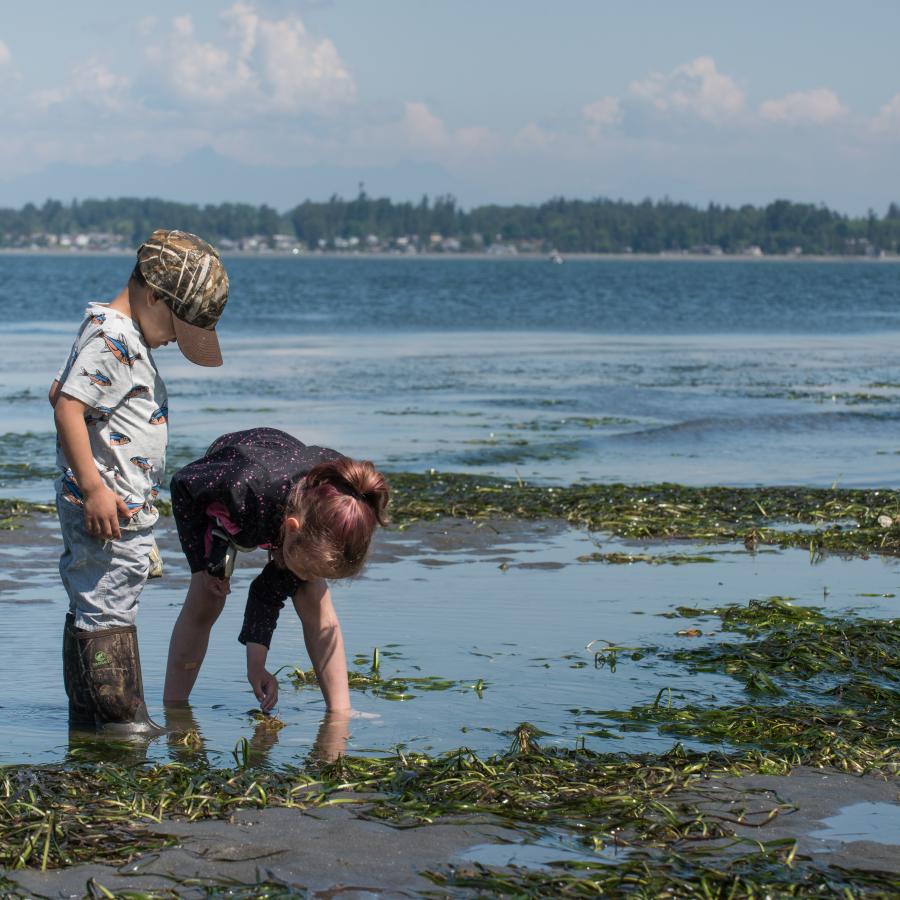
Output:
[{"xmin": 163, "ymin": 427, "xmax": 389, "ymax": 712}]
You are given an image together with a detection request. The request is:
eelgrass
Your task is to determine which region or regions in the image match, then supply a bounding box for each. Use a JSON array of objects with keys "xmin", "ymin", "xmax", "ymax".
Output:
[
  {"xmin": 287, "ymin": 661, "xmax": 486, "ymax": 701},
  {"xmin": 0, "ymin": 499, "xmax": 52, "ymax": 531},
  {"xmin": 386, "ymin": 473, "xmax": 900, "ymax": 557},
  {"xmin": 425, "ymin": 853, "xmax": 900, "ymax": 898},
  {"xmin": 666, "ymin": 596, "xmax": 900, "ymax": 690},
  {"xmin": 0, "ymin": 742, "xmax": 782, "ymax": 873},
  {"xmin": 2, "ymin": 591, "xmax": 899, "ymax": 895},
  {"xmin": 591, "ymin": 597, "xmax": 900, "ymax": 774},
  {"xmin": 2, "ymin": 741, "xmax": 897, "ymax": 894},
  {"xmin": 8, "ymin": 473, "xmax": 900, "ymax": 555}
]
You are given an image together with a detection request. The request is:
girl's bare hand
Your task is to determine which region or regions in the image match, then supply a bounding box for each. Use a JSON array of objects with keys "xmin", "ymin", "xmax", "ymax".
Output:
[{"xmin": 248, "ymin": 667, "xmax": 279, "ymax": 711}]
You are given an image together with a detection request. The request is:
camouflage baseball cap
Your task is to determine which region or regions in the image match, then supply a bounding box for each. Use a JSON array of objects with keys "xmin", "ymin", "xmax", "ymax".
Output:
[{"xmin": 136, "ymin": 229, "xmax": 229, "ymax": 367}]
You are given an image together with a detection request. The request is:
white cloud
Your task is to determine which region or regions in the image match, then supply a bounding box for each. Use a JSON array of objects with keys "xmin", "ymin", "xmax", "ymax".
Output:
[
  {"xmin": 145, "ymin": 3, "xmax": 355, "ymax": 113},
  {"xmin": 404, "ymin": 101, "xmax": 447, "ymax": 146},
  {"xmin": 0, "ymin": 39, "xmax": 11, "ymax": 67},
  {"xmin": 226, "ymin": 3, "xmax": 355, "ymax": 111},
  {"xmin": 143, "ymin": 14, "xmax": 257, "ymax": 105},
  {"xmin": 455, "ymin": 126, "xmax": 500, "ymax": 154},
  {"xmin": 513, "ymin": 122, "xmax": 556, "ymax": 151},
  {"xmin": 32, "ymin": 60, "xmax": 130, "ymax": 112},
  {"xmin": 630, "ymin": 56, "xmax": 745, "ymax": 122},
  {"xmin": 759, "ymin": 89, "xmax": 846, "ymax": 125},
  {"xmin": 871, "ymin": 93, "xmax": 900, "ymax": 134},
  {"xmin": 402, "ymin": 101, "xmax": 498, "ymax": 155},
  {"xmin": 582, "ymin": 96, "xmax": 622, "ymax": 136}
]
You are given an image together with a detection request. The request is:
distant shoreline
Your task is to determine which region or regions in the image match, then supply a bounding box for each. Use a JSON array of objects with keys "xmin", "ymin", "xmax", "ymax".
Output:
[{"xmin": 1, "ymin": 248, "xmax": 898, "ymax": 263}]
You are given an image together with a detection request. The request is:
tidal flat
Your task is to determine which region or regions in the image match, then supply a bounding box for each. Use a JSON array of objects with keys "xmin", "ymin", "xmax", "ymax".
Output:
[
  {"xmin": 3, "ymin": 257, "xmax": 900, "ymax": 894},
  {"xmin": 1, "ymin": 477, "xmax": 899, "ymax": 898}
]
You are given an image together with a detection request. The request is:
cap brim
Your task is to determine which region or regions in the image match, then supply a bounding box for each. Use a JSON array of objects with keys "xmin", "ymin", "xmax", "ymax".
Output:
[{"xmin": 172, "ymin": 316, "xmax": 223, "ymax": 367}]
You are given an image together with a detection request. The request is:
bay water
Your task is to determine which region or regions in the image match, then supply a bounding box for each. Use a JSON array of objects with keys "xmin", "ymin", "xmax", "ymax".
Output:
[{"xmin": 0, "ymin": 255, "xmax": 897, "ymax": 765}]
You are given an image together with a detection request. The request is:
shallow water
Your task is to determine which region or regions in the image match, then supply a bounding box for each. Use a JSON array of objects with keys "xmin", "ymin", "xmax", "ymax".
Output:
[
  {"xmin": 460, "ymin": 831, "xmax": 620, "ymax": 870},
  {"xmin": 809, "ymin": 802, "xmax": 900, "ymax": 845},
  {"xmin": 1, "ymin": 513, "xmax": 897, "ymax": 766},
  {"xmin": 2, "ymin": 256, "xmax": 899, "ymax": 765},
  {"xmin": 3, "ymin": 257, "xmax": 900, "ymax": 500}
]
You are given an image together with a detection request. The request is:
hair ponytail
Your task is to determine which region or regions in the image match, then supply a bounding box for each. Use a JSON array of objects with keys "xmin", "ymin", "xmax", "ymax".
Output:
[{"xmin": 282, "ymin": 457, "xmax": 390, "ymax": 579}]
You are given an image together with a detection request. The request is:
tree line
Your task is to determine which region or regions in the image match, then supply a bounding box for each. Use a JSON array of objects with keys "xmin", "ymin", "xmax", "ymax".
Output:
[{"xmin": 2, "ymin": 194, "xmax": 899, "ymax": 255}]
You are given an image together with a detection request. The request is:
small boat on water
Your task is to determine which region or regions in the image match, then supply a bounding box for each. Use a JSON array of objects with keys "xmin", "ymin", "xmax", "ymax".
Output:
[{"xmin": 549, "ymin": 250, "xmax": 564, "ymax": 264}]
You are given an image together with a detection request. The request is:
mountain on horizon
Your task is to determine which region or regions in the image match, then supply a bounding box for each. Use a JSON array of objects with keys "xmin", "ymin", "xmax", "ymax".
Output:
[{"xmin": 0, "ymin": 147, "xmax": 463, "ymax": 211}]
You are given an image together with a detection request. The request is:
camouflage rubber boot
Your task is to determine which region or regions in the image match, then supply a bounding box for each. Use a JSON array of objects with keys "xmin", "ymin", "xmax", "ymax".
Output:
[
  {"xmin": 75, "ymin": 624, "xmax": 164, "ymax": 735},
  {"xmin": 63, "ymin": 613, "xmax": 96, "ymax": 728}
]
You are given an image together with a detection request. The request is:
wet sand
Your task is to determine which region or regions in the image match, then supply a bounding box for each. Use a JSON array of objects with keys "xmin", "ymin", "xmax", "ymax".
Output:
[
  {"xmin": 10, "ymin": 799, "xmax": 519, "ymax": 898},
  {"xmin": 683, "ymin": 767, "xmax": 900, "ymax": 875},
  {"xmin": 7, "ymin": 768, "xmax": 898, "ymax": 897}
]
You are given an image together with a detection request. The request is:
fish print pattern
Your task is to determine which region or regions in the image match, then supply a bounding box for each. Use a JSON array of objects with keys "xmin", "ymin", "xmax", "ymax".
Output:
[
  {"xmin": 55, "ymin": 303, "xmax": 168, "ymax": 531},
  {"xmin": 149, "ymin": 406, "xmax": 168, "ymax": 425},
  {"xmin": 80, "ymin": 368, "xmax": 112, "ymax": 388},
  {"xmin": 101, "ymin": 332, "xmax": 142, "ymax": 367},
  {"xmin": 60, "ymin": 471, "xmax": 84, "ymax": 506}
]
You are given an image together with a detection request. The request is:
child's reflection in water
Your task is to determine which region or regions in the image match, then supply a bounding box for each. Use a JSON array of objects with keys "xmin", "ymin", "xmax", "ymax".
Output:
[
  {"xmin": 69, "ymin": 705, "xmax": 355, "ymax": 768},
  {"xmin": 164, "ymin": 704, "xmax": 353, "ymax": 767}
]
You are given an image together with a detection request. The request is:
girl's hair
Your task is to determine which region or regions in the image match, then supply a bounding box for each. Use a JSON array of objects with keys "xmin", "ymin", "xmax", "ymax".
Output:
[{"xmin": 281, "ymin": 458, "xmax": 390, "ymax": 580}]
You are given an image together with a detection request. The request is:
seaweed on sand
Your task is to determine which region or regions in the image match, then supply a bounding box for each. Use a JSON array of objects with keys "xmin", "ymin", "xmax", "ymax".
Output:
[
  {"xmin": 3, "ymin": 739, "xmax": 898, "ymax": 896},
  {"xmin": 0, "ymin": 499, "xmax": 52, "ymax": 530},
  {"xmin": 9, "ymin": 473, "xmax": 900, "ymax": 556},
  {"xmin": 387, "ymin": 472, "xmax": 900, "ymax": 557}
]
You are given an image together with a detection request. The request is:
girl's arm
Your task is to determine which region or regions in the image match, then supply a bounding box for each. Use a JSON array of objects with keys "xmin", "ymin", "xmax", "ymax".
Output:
[
  {"xmin": 292, "ymin": 579, "xmax": 351, "ymax": 712},
  {"xmin": 246, "ymin": 641, "xmax": 280, "ymax": 711}
]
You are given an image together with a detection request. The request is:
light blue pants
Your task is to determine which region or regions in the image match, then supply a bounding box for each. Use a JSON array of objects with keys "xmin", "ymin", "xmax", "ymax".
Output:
[{"xmin": 57, "ymin": 491, "xmax": 154, "ymax": 631}]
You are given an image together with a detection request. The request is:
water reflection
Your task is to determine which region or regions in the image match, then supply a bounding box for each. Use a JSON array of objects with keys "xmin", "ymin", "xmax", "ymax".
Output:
[
  {"xmin": 65, "ymin": 704, "xmax": 352, "ymax": 769},
  {"xmin": 164, "ymin": 703, "xmax": 210, "ymax": 767},
  {"xmin": 66, "ymin": 728, "xmax": 155, "ymax": 767},
  {"xmin": 310, "ymin": 711, "xmax": 352, "ymax": 764}
]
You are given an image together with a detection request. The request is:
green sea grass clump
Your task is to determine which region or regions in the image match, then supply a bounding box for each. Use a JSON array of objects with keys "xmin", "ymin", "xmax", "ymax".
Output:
[
  {"xmin": 7, "ymin": 474, "xmax": 900, "ymax": 555},
  {"xmin": 387, "ymin": 473, "xmax": 900, "ymax": 557},
  {"xmin": 590, "ymin": 598, "xmax": 900, "ymax": 774},
  {"xmin": 2, "ymin": 740, "xmax": 898, "ymax": 895},
  {"xmin": 0, "ymin": 499, "xmax": 53, "ymax": 530}
]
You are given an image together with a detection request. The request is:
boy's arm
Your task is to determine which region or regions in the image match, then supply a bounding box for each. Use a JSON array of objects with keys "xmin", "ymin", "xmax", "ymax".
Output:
[{"xmin": 54, "ymin": 394, "xmax": 129, "ymax": 540}]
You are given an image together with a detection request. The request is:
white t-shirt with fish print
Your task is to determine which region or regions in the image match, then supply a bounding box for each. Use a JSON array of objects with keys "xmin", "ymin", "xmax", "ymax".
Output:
[{"xmin": 55, "ymin": 302, "xmax": 168, "ymax": 530}]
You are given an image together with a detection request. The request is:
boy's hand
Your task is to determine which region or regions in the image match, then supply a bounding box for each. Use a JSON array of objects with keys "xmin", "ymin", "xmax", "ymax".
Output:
[
  {"xmin": 248, "ymin": 667, "xmax": 279, "ymax": 712},
  {"xmin": 82, "ymin": 484, "xmax": 131, "ymax": 540}
]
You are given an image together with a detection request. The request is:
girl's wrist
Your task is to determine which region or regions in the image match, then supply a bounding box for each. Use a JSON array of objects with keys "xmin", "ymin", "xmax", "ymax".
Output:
[{"xmin": 246, "ymin": 641, "xmax": 268, "ymax": 672}]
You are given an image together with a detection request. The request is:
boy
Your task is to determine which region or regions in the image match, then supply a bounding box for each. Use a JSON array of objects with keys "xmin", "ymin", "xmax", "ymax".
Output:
[{"xmin": 50, "ymin": 229, "xmax": 229, "ymax": 733}]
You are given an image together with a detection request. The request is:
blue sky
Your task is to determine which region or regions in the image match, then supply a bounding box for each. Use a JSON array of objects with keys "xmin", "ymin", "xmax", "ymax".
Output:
[{"xmin": 1, "ymin": 1, "xmax": 898, "ymax": 212}]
